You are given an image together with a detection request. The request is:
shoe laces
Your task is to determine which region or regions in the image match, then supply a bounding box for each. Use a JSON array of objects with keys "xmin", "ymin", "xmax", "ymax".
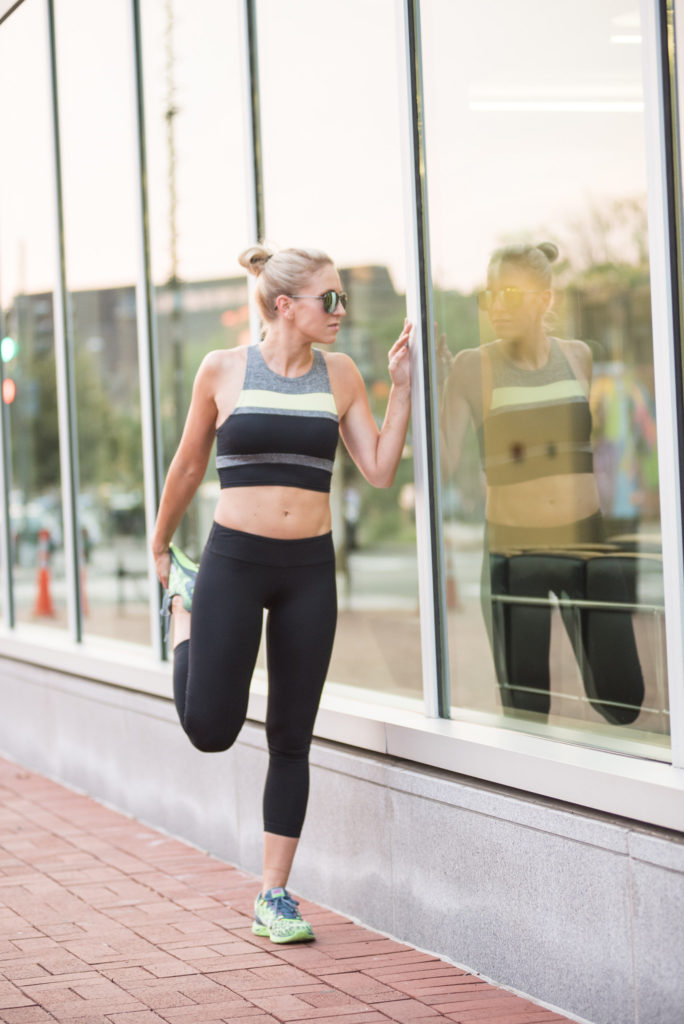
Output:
[{"xmin": 264, "ymin": 889, "xmax": 301, "ymax": 920}]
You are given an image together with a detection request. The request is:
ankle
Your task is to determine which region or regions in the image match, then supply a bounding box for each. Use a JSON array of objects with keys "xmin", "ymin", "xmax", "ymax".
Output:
[
  {"xmin": 171, "ymin": 600, "xmax": 191, "ymax": 647},
  {"xmin": 262, "ymin": 879, "xmax": 287, "ymax": 895}
]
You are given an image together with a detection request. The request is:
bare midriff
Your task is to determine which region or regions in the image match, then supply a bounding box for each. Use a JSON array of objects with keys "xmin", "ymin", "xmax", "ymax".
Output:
[
  {"xmin": 214, "ymin": 486, "xmax": 332, "ymax": 540},
  {"xmin": 486, "ymin": 472, "xmax": 600, "ymax": 528}
]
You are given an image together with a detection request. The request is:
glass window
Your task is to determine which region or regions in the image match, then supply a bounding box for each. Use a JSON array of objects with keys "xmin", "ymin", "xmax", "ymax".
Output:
[
  {"xmin": 423, "ymin": 0, "xmax": 669, "ymax": 754},
  {"xmin": 141, "ymin": 0, "xmax": 250, "ymax": 559},
  {"xmin": 55, "ymin": 1, "xmax": 148, "ymax": 645},
  {"xmin": 256, "ymin": 0, "xmax": 421, "ymax": 702},
  {"xmin": 0, "ymin": 0, "xmax": 67, "ymax": 631}
]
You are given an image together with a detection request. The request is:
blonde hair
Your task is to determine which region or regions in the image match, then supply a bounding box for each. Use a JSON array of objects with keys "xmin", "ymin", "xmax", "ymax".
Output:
[
  {"xmin": 488, "ymin": 241, "xmax": 559, "ymax": 289},
  {"xmin": 238, "ymin": 244, "xmax": 334, "ymax": 322}
]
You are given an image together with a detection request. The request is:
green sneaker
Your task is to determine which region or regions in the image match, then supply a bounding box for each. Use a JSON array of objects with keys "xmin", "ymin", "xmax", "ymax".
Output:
[
  {"xmin": 160, "ymin": 544, "xmax": 198, "ymax": 640},
  {"xmin": 252, "ymin": 887, "xmax": 314, "ymax": 944}
]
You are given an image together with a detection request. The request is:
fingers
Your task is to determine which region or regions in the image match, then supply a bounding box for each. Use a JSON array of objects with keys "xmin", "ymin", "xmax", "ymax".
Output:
[
  {"xmin": 388, "ymin": 353, "xmax": 407, "ymax": 373},
  {"xmin": 389, "ymin": 319, "xmax": 413, "ymax": 355},
  {"xmin": 388, "ymin": 326, "xmax": 412, "ymax": 388},
  {"xmin": 387, "ymin": 320, "xmax": 413, "ymax": 387},
  {"xmin": 154, "ymin": 550, "xmax": 171, "ymax": 589},
  {"xmin": 389, "ymin": 341, "xmax": 410, "ymax": 369}
]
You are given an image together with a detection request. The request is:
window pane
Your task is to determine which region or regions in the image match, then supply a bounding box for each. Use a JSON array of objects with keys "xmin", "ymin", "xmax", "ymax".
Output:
[
  {"xmin": 141, "ymin": 0, "xmax": 250, "ymax": 559},
  {"xmin": 55, "ymin": 0, "xmax": 148, "ymax": 645},
  {"xmin": 0, "ymin": 0, "xmax": 67, "ymax": 632},
  {"xmin": 424, "ymin": 0, "xmax": 669, "ymax": 754},
  {"xmin": 256, "ymin": 0, "xmax": 421, "ymax": 702}
]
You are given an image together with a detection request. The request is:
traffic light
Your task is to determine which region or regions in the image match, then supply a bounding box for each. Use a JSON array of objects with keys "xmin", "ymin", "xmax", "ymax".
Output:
[
  {"xmin": 1, "ymin": 336, "xmax": 17, "ymax": 363},
  {"xmin": 1, "ymin": 335, "xmax": 17, "ymax": 404}
]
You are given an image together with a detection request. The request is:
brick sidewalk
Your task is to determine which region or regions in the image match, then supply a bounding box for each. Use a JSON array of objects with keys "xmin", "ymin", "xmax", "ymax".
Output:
[{"xmin": 0, "ymin": 758, "xmax": 573, "ymax": 1024}]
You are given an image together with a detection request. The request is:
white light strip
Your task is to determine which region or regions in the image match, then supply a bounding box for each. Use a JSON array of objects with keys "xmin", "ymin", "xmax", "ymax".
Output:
[{"xmin": 469, "ymin": 100, "xmax": 644, "ymax": 113}]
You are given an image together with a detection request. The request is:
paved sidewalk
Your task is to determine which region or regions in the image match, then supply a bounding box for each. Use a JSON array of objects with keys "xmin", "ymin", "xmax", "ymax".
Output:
[{"xmin": 0, "ymin": 757, "xmax": 573, "ymax": 1024}]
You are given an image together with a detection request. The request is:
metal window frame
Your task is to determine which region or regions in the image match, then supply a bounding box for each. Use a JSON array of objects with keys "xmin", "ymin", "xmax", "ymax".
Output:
[
  {"xmin": 46, "ymin": 0, "xmax": 83, "ymax": 642},
  {"xmin": 641, "ymin": 0, "xmax": 684, "ymax": 768},
  {"xmin": 240, "ymin": 0, "xmax": 265, "ymax": 347},
  {"xmin": 0, "ymin": 296, "xmax": 15, "ymax": 628},
  {"xmin": 663, "ymin": 0, "xmax": 684, "ymax": 769},
  {"xmin": 398, "ymin": 0, "xmax": 450, "ymax": 718},
  {"xmin": 130, "ymin": 0, "xmax": 165, "ymax": 660},
  {"xmin": 242, "ymin": 0, "xmax": 264, "ymax": 246}
]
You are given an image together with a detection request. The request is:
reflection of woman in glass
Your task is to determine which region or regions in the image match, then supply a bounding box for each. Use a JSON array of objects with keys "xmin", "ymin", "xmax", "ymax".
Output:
[
  {"xmin": 441, "ymin": 242, "xmax": 644, "ymax": 723},
  {"xmin": 151, "ymin": 245, "xmax": 412, "ymax": 944}
]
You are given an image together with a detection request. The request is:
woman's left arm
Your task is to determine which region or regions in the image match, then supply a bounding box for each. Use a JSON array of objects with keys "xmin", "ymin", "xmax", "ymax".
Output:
[{"xmin": 334, "ymin": 319, "xmax": 412, "ymax": 488}]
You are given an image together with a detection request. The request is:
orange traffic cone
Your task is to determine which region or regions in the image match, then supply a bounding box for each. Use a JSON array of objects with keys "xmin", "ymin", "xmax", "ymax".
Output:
[
  {"xmin": 79, "ymin": 527, "xmax": 89, "ymax": 617},
  {"xmin": 33, "ymin": 529, "xmax": 55, "ymax": 617},
  {"xmin": 80, "ymin": 564, "xmax": 89, "ymax": 617},
  {"xmin": 445, "ymin": 544, "xmax": 461, "ymax": 611}
]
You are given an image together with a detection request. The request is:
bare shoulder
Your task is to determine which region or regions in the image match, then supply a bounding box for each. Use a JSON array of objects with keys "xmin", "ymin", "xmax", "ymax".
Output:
[
  {"xmin": 558, "ymin": 338, "xmax": 593, "ymax": 395},
  {"xmin": 453, "ymin": 345, "xmax": 483, "ymax": 373},
  {"xmin": 322, "ymin": 350, "xmax": 364, "ymax": 419},
  {"xmin": 200, "ymin": 345, "xmax": 248, "ymax": 375},
  {"xmin": 447, "ymin": 345, "xmax": 483, "ymax": 399},
  {"xmin": 322, "ymin": 349, "xmax": 359, "ymax": 381},
  {"xmin": 560, "ymin": 337, "xmax": 592, "ymax": 360},
  {"xmin": 195, "ymin": 345, "xmax": 246, "ymax": 389},
  {"xmin": 322, "ymin": 350, "xmax": 363, "ymax": 392},
  {"xmin": 559, "ymin": 337, "xmax": 593, "ymax": 374},
  {"xmin": 192, "ymin": 347, "xmax": 249, "ymax": 426}
]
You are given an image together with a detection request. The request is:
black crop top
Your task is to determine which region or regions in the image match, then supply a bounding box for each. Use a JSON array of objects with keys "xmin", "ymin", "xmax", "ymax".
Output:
[
  {"xmin": 478, "ymin": 339, "xmax": 593, "ymax": 486},
  {"xmin": 216, "ymin": 345, "xmax": 340, "ymax": 493}
]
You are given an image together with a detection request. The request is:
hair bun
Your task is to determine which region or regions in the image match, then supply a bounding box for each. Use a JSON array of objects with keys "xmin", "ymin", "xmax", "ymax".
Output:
[
  {"xmin": 536, "ymin": 241, "xmax": 559, "ymax": 264},
  {"xmin": 238, "ymin": 244, "xmax": 274, "ymax": 277}
]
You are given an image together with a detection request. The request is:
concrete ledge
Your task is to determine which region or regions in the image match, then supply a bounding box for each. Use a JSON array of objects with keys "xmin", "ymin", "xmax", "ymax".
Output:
[
  {"xmin": 0, "ymin": 655, "xmax": 682, "ymax": 1024},
  {"xmin": 2, "ymin": 628, "xmax": 684, "ymax": 832}
]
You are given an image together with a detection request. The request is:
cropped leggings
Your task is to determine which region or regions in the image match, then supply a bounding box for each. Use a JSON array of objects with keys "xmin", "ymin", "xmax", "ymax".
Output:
[
  {"xmin": 482, "ymin": 514, "xmax": 645, "ymax": 724},
  {"xmin": 173, "ymin": 522, "xmax": 337, "ymax": 838}
]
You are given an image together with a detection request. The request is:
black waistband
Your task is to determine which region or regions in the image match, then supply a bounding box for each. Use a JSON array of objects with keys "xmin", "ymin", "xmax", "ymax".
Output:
[{"xmin": 207, "ymin": 521, "xmax": 335, "ymax": 567}]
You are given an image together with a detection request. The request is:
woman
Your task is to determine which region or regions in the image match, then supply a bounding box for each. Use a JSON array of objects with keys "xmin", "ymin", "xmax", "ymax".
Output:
[
  {"xmin": 441, "ymin": 242, "xmax": 644, "ymax": 724},
  {"xmin": 151, "ymin": 244, "xmax": 412, "ymax": 943}
]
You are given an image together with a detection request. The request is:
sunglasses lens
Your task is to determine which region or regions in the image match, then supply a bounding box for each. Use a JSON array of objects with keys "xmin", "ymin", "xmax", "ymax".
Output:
[
  {"xmin": 322, "ymin": 290, "xmax": 348, "ymax": 313},
  {"xmin": 478, "ymin": 288, "xmax": 526, "ymax": 311},
  {"xmin": 503, "ymin": 288, "xmax": 523, "ymax": 309}
]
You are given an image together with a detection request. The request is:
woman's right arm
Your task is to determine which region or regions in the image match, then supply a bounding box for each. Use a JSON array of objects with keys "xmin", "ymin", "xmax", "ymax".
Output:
[
  {"xmin": 440, "ymin": 349, "xmax": 477, "ymax": 475},
  {"xmin": 151, "ymin": 353, "xmax": 220, "ymax": 586}
]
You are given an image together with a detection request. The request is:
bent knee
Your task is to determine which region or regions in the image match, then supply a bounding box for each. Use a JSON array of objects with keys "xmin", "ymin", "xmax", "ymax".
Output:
[{"xmin": 182, "ymin": 714, "xmax": 242, "ymax": 753}]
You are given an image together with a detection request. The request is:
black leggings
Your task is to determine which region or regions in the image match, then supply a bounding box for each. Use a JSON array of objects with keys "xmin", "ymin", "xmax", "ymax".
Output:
[
  {"xmin": 173, "ymin": 522, "xmax": 337, "ymax": 838},
  {"xmin": 482, "ymin": 515, "xmax": 645, "ymax": 724}
]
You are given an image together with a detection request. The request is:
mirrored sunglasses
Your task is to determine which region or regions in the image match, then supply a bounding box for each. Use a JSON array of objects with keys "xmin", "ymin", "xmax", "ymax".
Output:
[
  {"xmin": 477, "ymin": 287, "xmax": 540, "ymax": 311},
  {"xmin": 290, "ymin": 289, "xmax": 348, "ymax": 313}
]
